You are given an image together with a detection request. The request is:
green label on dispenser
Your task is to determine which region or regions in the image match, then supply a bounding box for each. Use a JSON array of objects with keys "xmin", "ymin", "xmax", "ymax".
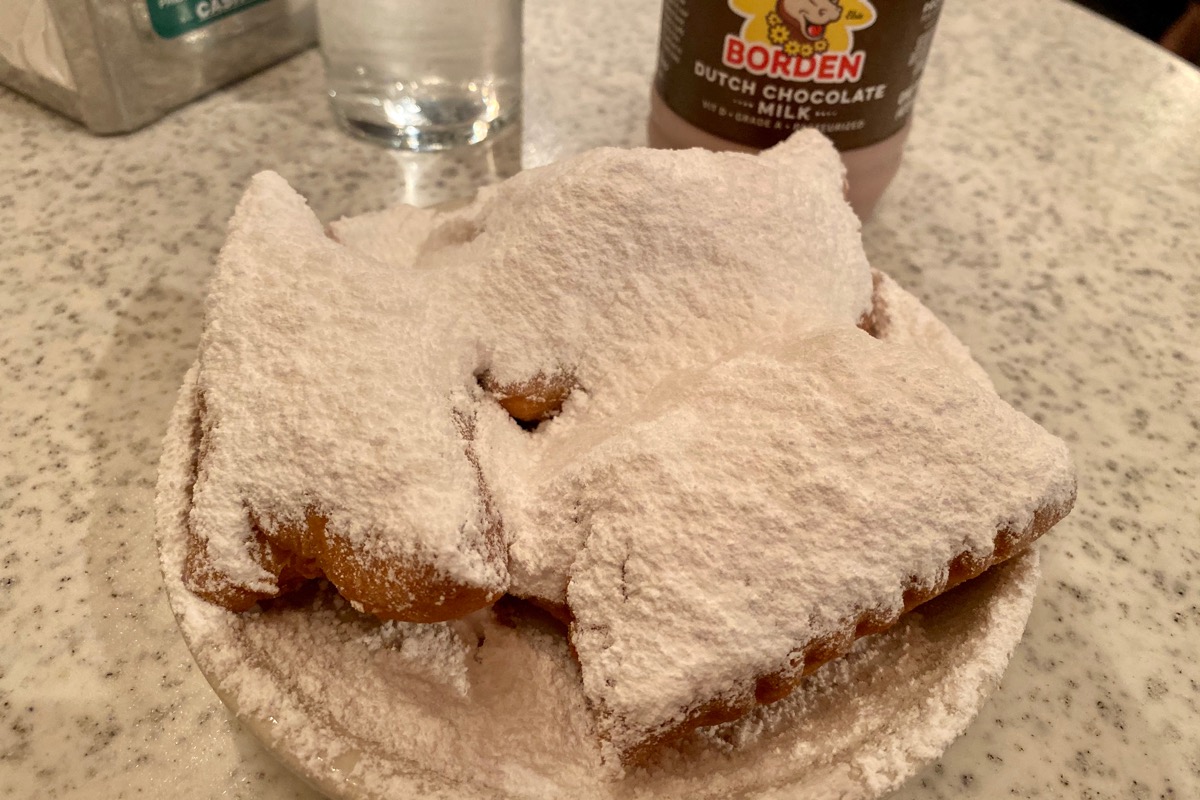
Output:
[{"xmin": 146, "ymin": 0, "xmax": 271, "ymax": 38}]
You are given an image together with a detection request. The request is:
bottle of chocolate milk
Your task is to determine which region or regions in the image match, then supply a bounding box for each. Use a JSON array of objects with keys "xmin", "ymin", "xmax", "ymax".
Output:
[{"xmin": 649, "ymin": 0, "xmax": 945, "ymax": 219}]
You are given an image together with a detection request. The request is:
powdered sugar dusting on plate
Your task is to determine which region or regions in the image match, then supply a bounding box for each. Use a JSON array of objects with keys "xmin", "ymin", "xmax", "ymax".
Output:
[
  {"xmin": 159, "ymin": 360, "xmax": 1043, "ymax": 800},
  {"xmin": 159, "ymin": 132, "xmax": 1071, "ymax": 796}
]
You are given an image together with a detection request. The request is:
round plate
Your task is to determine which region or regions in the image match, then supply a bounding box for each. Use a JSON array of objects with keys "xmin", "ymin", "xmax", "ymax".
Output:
[{"xmin": 157, "ymin": 364, "xmax": 1040, "ymax": 800}]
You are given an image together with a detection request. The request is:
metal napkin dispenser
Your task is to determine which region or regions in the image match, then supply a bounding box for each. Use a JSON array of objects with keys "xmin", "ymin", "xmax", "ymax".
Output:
[{"xmin": 0, "ymin": 0, "xmax": 315, "ymax": 133}]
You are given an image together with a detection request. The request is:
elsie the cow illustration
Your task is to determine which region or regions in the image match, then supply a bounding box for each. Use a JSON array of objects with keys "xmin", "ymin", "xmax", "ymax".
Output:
[
  {"xmin": 768, "ymin": 0, "xmax": 843, "ymax": 57},
  {"xmin": 777, "ymin": 0, "xmax": 843, "ymax": 40}
]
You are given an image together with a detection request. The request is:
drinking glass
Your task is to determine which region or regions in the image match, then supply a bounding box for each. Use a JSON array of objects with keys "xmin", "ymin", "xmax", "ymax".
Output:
[{"xmin": 317, "ymin": 0, "xmax": 523, "ymax": 150}]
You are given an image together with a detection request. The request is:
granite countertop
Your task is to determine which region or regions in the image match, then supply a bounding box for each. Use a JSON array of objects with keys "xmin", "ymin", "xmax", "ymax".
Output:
[{"xmin": 1, "ymin": 0, "xmax": 1197, "ymax": 797}]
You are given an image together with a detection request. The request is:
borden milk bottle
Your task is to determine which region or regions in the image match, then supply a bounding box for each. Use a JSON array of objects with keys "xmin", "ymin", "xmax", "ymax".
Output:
[{"xmin": 649, "ymin": 0, "xmax": 946, "ymax": 219}]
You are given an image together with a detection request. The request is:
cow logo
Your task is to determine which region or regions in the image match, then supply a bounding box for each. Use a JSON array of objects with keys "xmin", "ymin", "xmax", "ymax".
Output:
[
  {"xmin": 724, "ymin": 0, "xmax": 878, "ymax": 82},
  {"xmin": 771, "ymin": 0, "xmax": 840, "ymax": 57}
]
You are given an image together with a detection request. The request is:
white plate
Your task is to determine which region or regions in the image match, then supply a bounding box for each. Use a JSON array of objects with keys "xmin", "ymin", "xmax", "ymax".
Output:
[{"xmin": 157, "ymin": 364, "xmax": 1040, "ymax": 800}]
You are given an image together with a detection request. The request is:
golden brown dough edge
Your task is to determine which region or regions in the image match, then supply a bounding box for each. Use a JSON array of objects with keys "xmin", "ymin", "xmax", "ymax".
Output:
[
  {"xmin": 182, "ymin": 393, "xmax": 506, "ymax": 623},
  {"xmin": 856, "ymin": 268, "xmax": 888, "ymax": 338},
  {"xmin": 478, "ymin": 370, "xmax": 579, "ymax": 424},
  {"xmin": 611, "ymin": 489, "xmax": 1076, "ymax": 768}
]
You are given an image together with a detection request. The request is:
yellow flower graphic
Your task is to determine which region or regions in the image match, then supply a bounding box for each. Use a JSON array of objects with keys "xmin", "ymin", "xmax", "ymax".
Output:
[
  {"xmin": 729, "ymin": 0, "xmax": 877, "ymax": 53},
  {"xmin": 730, "ymin": 0, "xmax": 777, "ymax": 43},
  {"xmin": 769, "ymin": 24, "xmax": 791, "ymax": 44}
]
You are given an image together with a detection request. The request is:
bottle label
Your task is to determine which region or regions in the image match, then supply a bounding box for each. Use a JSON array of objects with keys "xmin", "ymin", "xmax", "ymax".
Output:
[
  {"xmin": 146, "ymin": 0, "xmax": 271, "ymax": 39},
  {"xmin": 654, "ymin": 0, "xmax": 943, "ymax": 150}
]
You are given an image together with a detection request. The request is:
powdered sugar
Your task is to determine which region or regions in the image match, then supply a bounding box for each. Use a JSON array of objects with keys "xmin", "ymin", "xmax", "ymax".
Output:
[
  {"xmin": 456, "ymin": 133, "xmax": 870, "ymax": 407},
  {"xmin": 157, "ymin": 365, "xmax": 1044, "ymax": 799},
  {"xmin": 192, "ymin": 134, "xmax": 1025, "ymax": 612},
  {"xmin": 167, "ymin": 130, "xmax": 1075, "ymax": 793},
  {"xmin": 563, "ymin": 328, "xmax": 1074, "ymax": 759},
  {"xmin": 866, "ymin": 269, "xmax": 995, "ymax": 392},
  {"xmin": 189, "ymin": 172, "xmax": 504, "ymax": 602},
  {"xmin": 191, "ymin": 131, "xmax": 872, "ymax": 611}
]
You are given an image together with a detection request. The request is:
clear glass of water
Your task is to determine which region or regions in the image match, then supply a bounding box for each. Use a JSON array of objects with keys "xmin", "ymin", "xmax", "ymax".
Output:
[{"xmin": 317, "ymin": 0, "xmax": 523, "ymax": 151}]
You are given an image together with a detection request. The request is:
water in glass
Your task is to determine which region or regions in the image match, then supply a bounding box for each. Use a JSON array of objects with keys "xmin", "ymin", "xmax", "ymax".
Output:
[{"xmin": 318, "ymin": 0, "xmax": 522, "ymax": 150}]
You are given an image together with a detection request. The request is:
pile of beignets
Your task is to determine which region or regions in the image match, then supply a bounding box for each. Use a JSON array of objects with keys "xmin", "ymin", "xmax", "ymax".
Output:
[{"xmin": 181, "ymin": 131, "xmax": 1075, "ymax": 766}]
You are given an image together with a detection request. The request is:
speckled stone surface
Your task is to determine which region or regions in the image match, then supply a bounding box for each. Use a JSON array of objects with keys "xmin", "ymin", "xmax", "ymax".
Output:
[{"xmin": 0, "ymin": 0, "xmax": 1196, "ymax": 798}]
